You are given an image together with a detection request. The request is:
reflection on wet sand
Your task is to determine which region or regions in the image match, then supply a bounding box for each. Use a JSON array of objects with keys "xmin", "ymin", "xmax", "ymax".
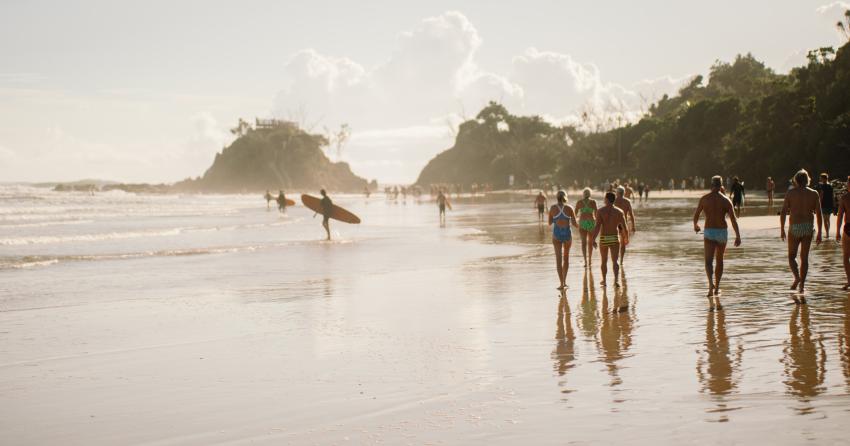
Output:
[
  {"xmin": 696, "ymin": 308, "xmax": 743, "ymax": 421},
  {"xmin": 578, "ymin": 268, "xmax": 599, "ymax": 340},
  {"xmin": 597, "ymin": 271, "xmax": 635, "ymax": 389},
  {"xmin": 782, "ymin": 304, "xmax": 826, "ymax": 414},
  {"xmin": 842, "ymin": 299, "xmax": 850, "ymax": 391},
  {"xmin": 552, "ymin": 290, "xmax": 577, "ymax": 395}
]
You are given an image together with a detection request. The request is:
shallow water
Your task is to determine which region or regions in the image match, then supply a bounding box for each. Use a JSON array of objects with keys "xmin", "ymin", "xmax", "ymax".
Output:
[{"xmin": 1, "ymin": 186, "xmax": 849, "ymax": 444}]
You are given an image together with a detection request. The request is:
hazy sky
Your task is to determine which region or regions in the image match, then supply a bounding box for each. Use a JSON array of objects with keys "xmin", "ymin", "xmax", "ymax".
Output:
[{"xmin": 1, "ymin": 1, "xmax": 847, "ymax": 184}]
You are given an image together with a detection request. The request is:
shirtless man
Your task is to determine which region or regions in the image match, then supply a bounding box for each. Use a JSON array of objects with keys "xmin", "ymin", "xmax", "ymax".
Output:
[
  {"xmin": 766, "ymin": 177, "xmax": 776, "ymax": 208},
  {"xmin": 437, "ymin": 189, "xmax": 450, "ymax": 225},
  {"xmin": 693, "ymin": 176, "xmax": 741, "ymax": 308},
  {"xmin": 780, "ymin": 169, "xmax": 823, "ymax": 294},
  {"xmin": 624, "ymin": 183, "xmax": 635, "ymax": 200},
  {"xmin": 591, "ymin": 192, "xmax": 627, "ymax": 287},
  {"xmin": 614, "ymin": 186, "xmax": 637, "ymax": 264},
  {"xmin": 319, "ymin": 189, "xmax": 333, "ymax": 240},
  {"xmin": 534, "ymin": 191, "xmax": 548, "ymax": 224},
  {"xmin": 836, "ymin": 176, "xmax": 850, "ymax": 290}
]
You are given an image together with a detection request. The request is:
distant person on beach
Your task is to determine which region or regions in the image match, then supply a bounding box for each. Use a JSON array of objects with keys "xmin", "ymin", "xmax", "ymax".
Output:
[
  {"xmin": 276, "ymin": 190, "xmax": 287, "ymax": 213},
  {"xmin": 320, "ymin": 189, "xmax": 333, "ymax": 240},
  {"xmin": 576, "ymin": 188, "xmax": 598, "ymax": 266},
  {"xmin": 836, "ymin": 176, "xmax": 850, "ymax": 290},
  {"xmin": 535, "ymin": 191, "xmax": 548, "ymax": 223},
  {"xmin": 815, "ymin": 173, "xmax": 834, "ymax": 238},
  {"xmin": 693, "ymin": 176, "xmax": 741, "ymax": 306},
  {"xmin": 645, "ymin": 183, "xmax": 651, "ymax": 201},
  {"xmin": 637, "ymin": 183, "xmax": 645, "ymax": 202},
  {"xmin": 729, "ymin": 177, "xmax": 745, "ymax": 217},
  {"xmin": 549, "ymin": 190, "xmax": 579, "ymax": 290},
  {"xmin": 624, "ymin": 183, "xmax": 635, "ymax": 199},
  {"xmin": 614, "ymin": 186, "xmax": 637, "ymax": 264},
  {"xmin": 437, "ymin": 190, "xmax": 450, "ymax": 225},
  {"xmin": 591, "ymin": 192, "xmax": 626, "ymax": 287},
  {"xmin": 780, "ymin": 169, "xmax": 823, "ymax": 294},
  {"xmin": 264, "ymin": 190, "xmax": 273, "ymax": 210},
  {"xmin": 364, "ymin": 186, "xmax": 371, "ymax": 198},
  {"xmin": 766, "ymin": 177, "xmax": 776, "ymax": 208}
]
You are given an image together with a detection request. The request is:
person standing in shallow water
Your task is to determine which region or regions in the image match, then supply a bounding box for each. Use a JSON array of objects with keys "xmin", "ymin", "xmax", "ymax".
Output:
[
  {"xmin": 575, "ymin": 188, "xmax": 598, "ymax": 266},
  {"xmin": 319, "ymin": 189, "xmax": 333, "ymax": 241},
  {"xmin": 534, "ymin": 191, "xmax": 548, "ymax": 224},
  {"xmin": 729, "ymin": 177, "xmax": 745, "ymax": 217},
  {"xmin": 436, "ymin": 190, "xmax": 450, "ymax": 225},
  {"xmin": 549, "ymin": 190, "xmax": 579, "ymax": 290},
  {"xmin": 766, "ymin": 177, "xmax": 776, "ymax": 209},
  {"xmin": 834, "ymin": 176, "xmax": 850, "ymax": 290},
  {"xmin": 780, "ymin": 169, "xmax": 823, "ymax": 294},
  {"xmin": 693, "ymin": 176, "xmax": 741, "ymax": 308},
  {"xmin": 591, "ymin": 192, "xmax": 626, "ymax": 288},
  {"xmin": 815, "ymin": 173, "xmax": 835, "ymax": 238}
]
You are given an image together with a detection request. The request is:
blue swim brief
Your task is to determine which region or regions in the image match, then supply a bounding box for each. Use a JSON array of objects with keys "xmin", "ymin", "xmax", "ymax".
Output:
[{"xmin": 703, "ymin": 227, "xmax": 728, "ymax": 244}]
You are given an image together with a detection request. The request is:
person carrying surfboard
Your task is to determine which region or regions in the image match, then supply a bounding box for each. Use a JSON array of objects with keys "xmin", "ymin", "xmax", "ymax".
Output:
[{"xmin": 320, "ymin": 189, "xmax": 333, "ymax": 240}]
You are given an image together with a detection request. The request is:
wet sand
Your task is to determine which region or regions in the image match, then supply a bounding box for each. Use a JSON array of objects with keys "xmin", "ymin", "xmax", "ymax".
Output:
[{"xmin": 2, "ymin": 190, "xmax": 849, "ymax": 444}]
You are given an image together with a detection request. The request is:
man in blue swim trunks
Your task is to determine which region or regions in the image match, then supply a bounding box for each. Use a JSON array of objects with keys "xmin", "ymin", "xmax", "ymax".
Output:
[
  {"xmin": 694, "ymin": 176, "xmax": 741, "ymax": 308},
  {"xmin": 780, "ymin": 169, "xmax": 823, "ymax": 294}
]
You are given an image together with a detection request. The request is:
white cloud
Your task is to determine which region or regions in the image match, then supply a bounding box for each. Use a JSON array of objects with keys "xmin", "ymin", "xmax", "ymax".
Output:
[{"xmin": 270, "ymin": 11, "xmax": 693, "ymax": 182}]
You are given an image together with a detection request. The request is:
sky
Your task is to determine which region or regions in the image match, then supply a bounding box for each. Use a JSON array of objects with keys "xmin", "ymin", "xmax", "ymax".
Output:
[{"xmin": 0, "ymin": 0, "xmax": 847, "ymax": 184}]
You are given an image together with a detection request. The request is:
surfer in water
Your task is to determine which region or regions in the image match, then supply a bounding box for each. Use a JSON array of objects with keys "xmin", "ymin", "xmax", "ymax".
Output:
[
  {"xmin": 276, "ymin": 190, "xmax": 287, "ymax": 213},
  {"xmin": 781, "ymin": 169, "xmax": 823, "ymax": 294},
  {"xmin": 320, "ymin": 189, "xmax": 333, "ymax": 240},
  {"xmin": 591, "ymin": 192, "xmax": 627, "ymax": 288},
  {"xmin": 535, "ymin": 191, "xmax": 548, "ymax": 224},
  {"xmin": 693, "ymin": 176, "xmax": 741, "ymax": 307},
  {"xmin": 549, "ymin": 190, "xmax": 579, "ymax": 290}
]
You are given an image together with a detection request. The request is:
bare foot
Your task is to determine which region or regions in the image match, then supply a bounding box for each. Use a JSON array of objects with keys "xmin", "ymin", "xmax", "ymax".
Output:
[
  {"xmin": 790, "ymin": 278, "xmax": 800, "ymax": 290},
  {"xmin": 614, "ymin": 281, "xmax": 621, "ymax": 288},
  {"xmin": 600, "ymin": 280, "xmax": 607, "ymax": 287},
  {"xmin": 798, "ymin": 282, "xmax": 805, "ymax": 294},
  {"xmin": 707, "ymin": 287, "xmax": 714, "ymax": 297},
  {"xmin": 557, "ymin": 284, "xmax": 565, "ymax": 290},
  {"xmin": 715, "ymin": 302, "xmax": 723, "ymax": 311},
  {"xmin": 714, "ymin": 287, "xmax": 721, "ymax": 296}
]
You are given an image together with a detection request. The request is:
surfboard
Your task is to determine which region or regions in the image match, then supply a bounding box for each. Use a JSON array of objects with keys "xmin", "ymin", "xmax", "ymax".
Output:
[
  {"xmin": 284, "ymin": 199, "xmax": 295, "ymax": 206},
  {"xmin": 301, "ymin": 194, "xmax": 361, "ymax": 224}
]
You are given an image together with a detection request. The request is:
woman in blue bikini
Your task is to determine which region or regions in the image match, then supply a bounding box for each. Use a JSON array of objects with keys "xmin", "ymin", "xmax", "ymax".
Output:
[{"xmin": 550, "ymin": 190, "xmax": 579, "ymax": 290}]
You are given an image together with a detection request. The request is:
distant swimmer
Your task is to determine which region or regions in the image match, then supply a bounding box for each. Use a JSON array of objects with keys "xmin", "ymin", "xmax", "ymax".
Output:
[
  {"xmin": 591, "ymin": 192, "xmax": 626, "ymax": 287},
  {"xmin": 815, "ymin": 173, "xmax": 834, "ymax": 238},
  {"xmin": 576, "ymin": 188, "xmax": 598, "ymax": 266},
  {"xmin": 549, "ymin": 190, "xmax": 579, "ymax": 290},
  {"xmin": 437, "ymin": 189, "xmax": 450, "ymax": 225},
  {"xmin": 729, "ymin": 177, "xmax": 745, "ymax": 217},
  {"xmin": 780, "ymin": 169, "xmax": 823, "ymax": 294},
  {"xmin": 693, "ymin": 176, "xmax": 741, "ymax": 307},
  {"xmin": 320, "ymin": 189, "xmax": 333, "ymax": 240},
  {"xmin": 614, "ymin": 186, "xmax": 637, "ymax": 264},
  {"xmin": 766, "ymin": 177, "xmax": 776, "ymax": 208},
  {"xmin": 836, "ymin": 176, "xmax": 850, "ymax": 290},
  {"xmin": 276, "ymin": 190, "xmax": 287, "ymax": 213},
  {"xmin": 264, "ymin": 190, "xmax": 273, "ymax": 210},
  {"xmin": 535, "ymin": 191, "xmax": 548, "ymax": 224}
]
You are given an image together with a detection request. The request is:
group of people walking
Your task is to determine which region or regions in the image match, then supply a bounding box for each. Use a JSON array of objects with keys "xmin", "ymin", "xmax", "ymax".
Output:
[
  {"xmin": 546, "ymin": 170, "xmax": 850, "ymax": 306},
  {"xmin": 545, "ymin": 186, "xmax": 637, "ymax": 290}
]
